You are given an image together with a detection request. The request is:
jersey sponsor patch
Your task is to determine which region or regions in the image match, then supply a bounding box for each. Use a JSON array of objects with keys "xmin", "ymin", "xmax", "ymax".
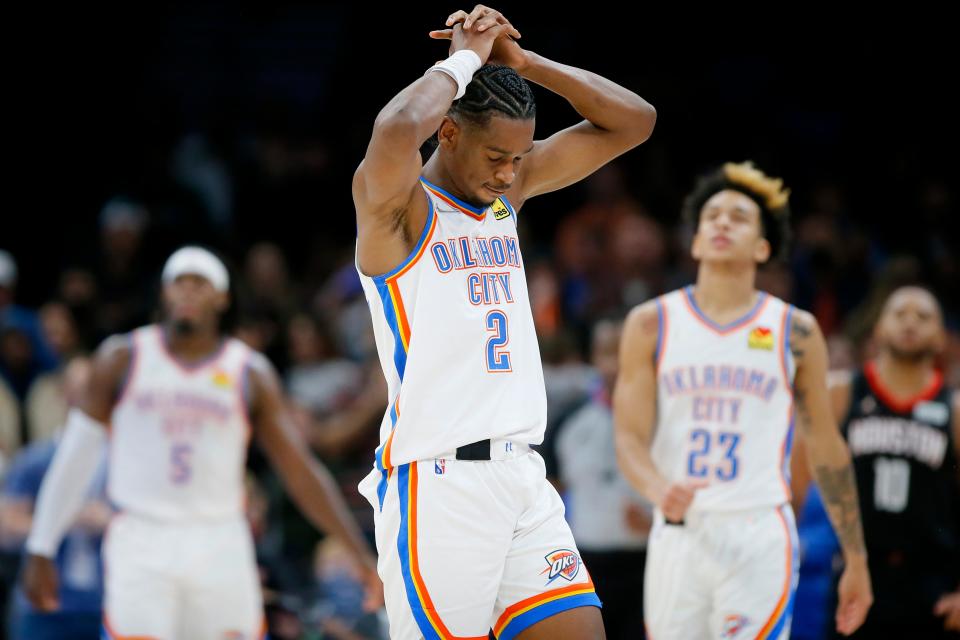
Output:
[
  {"xmin": 541, "ymin": 549, "xmax": 581, "ymax": 585},
  {"xmin": 747, "ymin": 327, "xmax": 774, "ymax": 350},
  {"xmin": 211, "ymin": 369, "xmax": 234, "ymax": 389},
  {"xmin": 914, "ymin": 400, "xmax": 949, "ymax": 426},
  {"xmin": 492, "ymin": 198, "xmax": 511, "ymax": 220}
]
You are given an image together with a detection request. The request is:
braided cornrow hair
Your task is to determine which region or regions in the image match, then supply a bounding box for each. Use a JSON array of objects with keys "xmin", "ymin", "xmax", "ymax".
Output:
[{"xmin": 449, "ymin": 64, "xmax": 536, "ymax": 127}]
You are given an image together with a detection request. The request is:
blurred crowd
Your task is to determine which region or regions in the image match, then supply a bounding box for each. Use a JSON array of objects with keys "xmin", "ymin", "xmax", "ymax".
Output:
[{"xmin": 0, "ymin": 132, "xmax": 958, "ymax": 638}]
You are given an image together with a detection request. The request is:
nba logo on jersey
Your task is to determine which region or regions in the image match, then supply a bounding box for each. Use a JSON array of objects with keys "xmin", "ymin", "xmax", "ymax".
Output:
[
  {"xmin": 541, "ymin": 549, "xmax": 581, "ymax": 584},
  {"xmin": 747, "ymin": 326, "xmax": 774, "ymax": 350},
  {"xmin": 435, "ymin": 458, "xmax": 446, "ymax": 475},
  {"xmin": 721, "ymin": 614, "xmax": 749, "ymax": 638}
]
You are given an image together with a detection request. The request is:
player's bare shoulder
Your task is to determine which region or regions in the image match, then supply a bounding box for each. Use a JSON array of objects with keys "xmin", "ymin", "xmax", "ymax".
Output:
[
  {"xmin": 353, "ymin": 166, "xmax": 431, "ymax": 276},
  {"xmin": 352, "ymin": 161, "xmax": 425, "ymax": 223},
  {"xmin": 622, "ymin": 299, "xmax": 662, "ymax": 359},
  {"xmin": 80, "ymin": 332, "xmax": 138, "ymax": 420},
  {"xmin": 786, "ymin": 308, "xmax": 824, "ymax": 364},
  {"xmin": 239, "ymin": 349, "xmax": 278, "ymax": 396},
  {"xmin": 94, "ymin": 333, "xmax": 136, "ymax": 382}
]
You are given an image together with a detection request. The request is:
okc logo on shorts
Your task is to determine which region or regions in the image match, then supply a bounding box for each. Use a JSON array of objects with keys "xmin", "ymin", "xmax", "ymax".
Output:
[
  {"xmin": 721, "ymin": 614, "xmax": 749, "ymax": 638},
  {"xmin": 541, "ymin": 549, "xmax": 580, "ymax": 585}
]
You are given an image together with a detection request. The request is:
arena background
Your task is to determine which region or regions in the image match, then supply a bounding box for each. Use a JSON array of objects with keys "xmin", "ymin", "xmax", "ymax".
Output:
[{"xmin": 2, "ymin": 5, "xmax": 957, "ymax": 639}]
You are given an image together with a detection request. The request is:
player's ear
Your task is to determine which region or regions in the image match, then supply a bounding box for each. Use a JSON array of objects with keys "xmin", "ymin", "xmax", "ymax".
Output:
[
  {"xmin": 754, "ymin": 237, "xmax": 771, "ymax": 264},
  {"xmin": 932, "ymin": 323, "xmax": 947, "ymax": 356},
  {"xmin": 690, "ymin": 232, "xmax": 703, "ymax": 261},
  {"xmin": 214, "ymin": 291, "xmax": 229, "ymax": 314},
  {"xmin": 437, "ymin": 116, "xmax": 460, "ymax": 150}
]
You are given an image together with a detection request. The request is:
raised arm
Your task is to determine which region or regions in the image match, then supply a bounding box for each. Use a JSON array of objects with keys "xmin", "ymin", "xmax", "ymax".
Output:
[
  {"xmin": 432, "ymin": 6, "xmax": 656, "ymax": 208},
  {"xmin": 355, "ymin": 14, "xmax": 518, "ymax": 276},
  {"xmin": 515, "ymin": 53, "xmax": 656, "ymax": 202}
]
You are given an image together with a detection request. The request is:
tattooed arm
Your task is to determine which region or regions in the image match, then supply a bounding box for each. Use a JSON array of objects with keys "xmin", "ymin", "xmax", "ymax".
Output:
[{"xmin": 790, "ymin": 309, "xmax": 872, "ymax": 635}]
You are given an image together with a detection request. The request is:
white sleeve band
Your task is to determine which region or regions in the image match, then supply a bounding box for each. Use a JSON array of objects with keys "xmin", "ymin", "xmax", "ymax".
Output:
[
  {"xmin": 426, "ymin": 49, "xmax": 483, "ymax": 100},
  {"xmin": 25, "ymin": 409, "xmax": 108, "ymax": 558}
]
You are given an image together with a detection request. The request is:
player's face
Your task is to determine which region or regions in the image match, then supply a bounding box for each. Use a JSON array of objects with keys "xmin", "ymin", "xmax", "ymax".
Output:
[
  {"xmin": 162, "ymin": 274, "xmax": 228, "ymax": 332},
  {"xmin": 876, "ymin": 288, "xmax": 944, "ymax": 361},
  {"xmin": 691, "ymin": 190, "xmax": 771, "ymax": 265},
  {"xmin": 443, "ymin": 115, "xmax": 535, "ymax": 207}
]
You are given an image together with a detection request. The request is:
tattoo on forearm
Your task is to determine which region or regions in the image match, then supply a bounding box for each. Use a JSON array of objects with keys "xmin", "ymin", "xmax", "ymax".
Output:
[
  {"xmin": 790, "ymin": 315, "xmax": 813, "ymax": 430},
  {"xmin": 814, "ymin": 462, "xmax": 866, "ymax": 555}
]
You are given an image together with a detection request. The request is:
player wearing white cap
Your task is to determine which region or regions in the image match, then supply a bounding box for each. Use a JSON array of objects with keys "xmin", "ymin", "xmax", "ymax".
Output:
[{"xmin": 20, "ymin": 246, "xmax": 382, "ymax": 639}]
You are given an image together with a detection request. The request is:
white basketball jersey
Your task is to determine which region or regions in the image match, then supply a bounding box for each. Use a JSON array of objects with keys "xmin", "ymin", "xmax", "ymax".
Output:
[
  {"xmin": 651, "ymin": 287, "xmax": 797, "ymax": 513},
  {"xmin": 108, "ymin": 325, "xmax": 253, "ymax": 521},
  {"xmin": 358, "ymin": 177, "xmax": 547, "ymax": 472}
]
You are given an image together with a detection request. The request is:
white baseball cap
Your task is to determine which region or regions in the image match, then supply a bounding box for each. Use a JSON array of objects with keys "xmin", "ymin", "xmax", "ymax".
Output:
[{"xmin": 162, "ymin": 247, "xmax": 229, "ymax": 292}]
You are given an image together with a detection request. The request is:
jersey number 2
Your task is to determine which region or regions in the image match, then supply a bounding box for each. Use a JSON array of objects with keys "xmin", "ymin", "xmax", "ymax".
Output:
[{"xmin": 485, "ymin": 310, "xmax": 512, "ymax": 372}]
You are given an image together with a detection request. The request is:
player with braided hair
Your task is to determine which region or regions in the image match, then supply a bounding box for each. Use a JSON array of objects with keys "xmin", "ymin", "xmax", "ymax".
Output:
[{"xmin": 352, "ymin": 5, "xmax": 655, "ymax": 639}]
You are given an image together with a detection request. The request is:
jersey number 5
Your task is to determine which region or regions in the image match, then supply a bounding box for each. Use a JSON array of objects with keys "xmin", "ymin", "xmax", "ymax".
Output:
[{"xmin": 170, "ymin": 443, "xmax": 193, "ymax": 485}]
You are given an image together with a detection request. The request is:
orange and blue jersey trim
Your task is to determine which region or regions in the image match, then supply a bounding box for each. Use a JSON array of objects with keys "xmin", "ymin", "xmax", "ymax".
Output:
[
  {"xmin": 493, "ymin": 577, "xmax": 601, "ymax": 640},
  {"xmin": 654, "ymin": 297, "xmax": 668, "ymax": 370},
  {"xmin": 755, "ymin": 504, "xmax": 798, "ymax": 639},
  {"xmin": 499, "ymin": 193, "xmax": 518, "ymax": 225},
  {"xmin": 373, "ymin": 395, "xmax": 402, "ymax": 510},
  {"xmin": 681, "ymin": 286, "xmax": 770, "ymax": 335},
  {"xmin": 371, "ymin": 196, "xmax": 437, "ymax": 509},
  {"xmin": 396, "ymin": 463, "xmax": 489, "ymax": 640},
  {"xmin": 420, "ymin": 176, "xmax": 487, "ymax": 221},
  {"xmin": 371, "ymin": 192, "xmax": 437, "ymax": 287},
  {"xmin": 778, "ymin": 304, "xmax": 796, "ymax": 498}
]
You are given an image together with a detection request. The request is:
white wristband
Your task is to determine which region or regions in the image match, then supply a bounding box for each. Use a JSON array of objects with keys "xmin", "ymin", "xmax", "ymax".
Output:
[{"xmin": 426, "ymin": 49, "xmax": 483, "ymax": 100}]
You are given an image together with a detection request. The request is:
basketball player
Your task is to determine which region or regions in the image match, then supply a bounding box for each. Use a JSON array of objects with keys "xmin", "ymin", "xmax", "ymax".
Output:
[
  {"xmin": 826, "ymin": 286, "xmax": 959, "ymax": 637},
  {"xmin": 613, "ymin": 162, "xmax": 873, "ymax": 639},
  {"xmin": 20, "ymin": 246, "xmax": 380, "ymax": 639},
  {"xmin": 353, "ymin": 5, "xmax": 656, "ymax": 639}
]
